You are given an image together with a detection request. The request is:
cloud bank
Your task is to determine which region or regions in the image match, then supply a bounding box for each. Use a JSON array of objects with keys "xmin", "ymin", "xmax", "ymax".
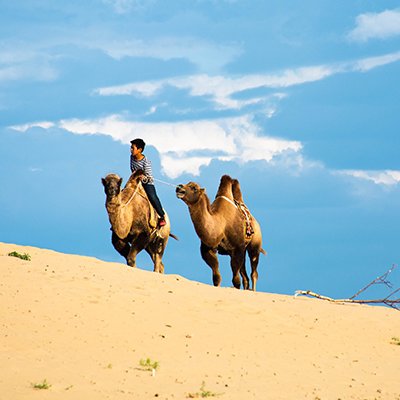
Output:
[
  {"xmin": 339, "ymin": 170, "xmax": 400, "ymax": 186},
  {"xmin": 348, "ymin": 9, "xmax": 400, "ymax": 42},
  {"xmin": 95, "ymin": 51, "xmax": 400, "ymax": 110},
  {"xmin": 10, "ymin": 114, "xmax": 302, "ymax": 178}
]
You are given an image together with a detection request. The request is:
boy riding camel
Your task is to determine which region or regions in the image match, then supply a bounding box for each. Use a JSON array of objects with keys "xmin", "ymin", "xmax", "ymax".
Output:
[{"xmin": 130, "ymin": 138, "xmax": 166, "ymax": 228}]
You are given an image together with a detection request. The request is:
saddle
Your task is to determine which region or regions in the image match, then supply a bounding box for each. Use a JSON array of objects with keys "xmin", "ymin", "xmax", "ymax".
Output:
[
  {"xmin": 136, "ymin": 182, "xmax": 159, "ymax": 230},
  {"xmin": 234, "ymin": 200, "xmax": 254, "ymax": 238},
  {"xmin": 217, "ymin": 195, "xmax": 255, "ymax": 239}
]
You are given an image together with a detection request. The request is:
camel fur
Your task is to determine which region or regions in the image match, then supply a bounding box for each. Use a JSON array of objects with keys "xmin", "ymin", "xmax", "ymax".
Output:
[
  {"xmin": 102, "ymin": 170, "xmax": 176, "ymax": 273},
  {"xmin": 176, "ymin": 175, "xmax": 266, "ymax": 290}
]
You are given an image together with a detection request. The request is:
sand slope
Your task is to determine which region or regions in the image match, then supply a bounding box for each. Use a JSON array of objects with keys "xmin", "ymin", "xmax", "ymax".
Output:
[{"xmin": 0, "ymin": 242, "xmax": 399, "ymax": 400}]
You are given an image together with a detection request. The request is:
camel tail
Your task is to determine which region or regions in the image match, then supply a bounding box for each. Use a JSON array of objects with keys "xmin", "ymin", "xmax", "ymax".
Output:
[
  {"xmin": 260, "ymin": 248, "xmax": 267, "ymax": 255},
  {"xmin": 169, "ymin": 233, "xmax": 179, "ymax": 241}
]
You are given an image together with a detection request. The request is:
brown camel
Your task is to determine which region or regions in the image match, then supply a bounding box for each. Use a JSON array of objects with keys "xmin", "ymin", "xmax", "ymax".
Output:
[
  {"xmin": 176, "ymin": 175, "xmax": 265, "ymax": 290},
  {"xmin": 102, "ymin": 170, "xmax": 176, "ymax": 273}
]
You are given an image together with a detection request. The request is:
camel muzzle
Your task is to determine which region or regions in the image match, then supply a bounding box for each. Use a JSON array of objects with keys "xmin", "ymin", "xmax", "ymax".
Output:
[{"xmin": 175, "ymin": 185, "xmax": 185, "ymax": 198}]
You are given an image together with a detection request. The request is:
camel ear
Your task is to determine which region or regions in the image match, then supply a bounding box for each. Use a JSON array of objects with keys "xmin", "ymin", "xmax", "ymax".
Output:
[
  {"xmin": 101, "ymin": 178, "xmax": 106, "ymax": 186},
  {"xmin": 200, "ymin": 188, "xmax": 205, "ymax": 193},
  {"xmin": 118, "ymin": 178, "xmax": 123, "ymax": 187}
]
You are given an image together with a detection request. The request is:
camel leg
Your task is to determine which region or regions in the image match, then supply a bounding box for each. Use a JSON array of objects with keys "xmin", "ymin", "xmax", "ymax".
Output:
[
  {"xmin": 126, "ymin": 239, "xmax": 147, "ymax": 268},
  {"xmin": 230, "ymin": 249, "xmax": 246, "ymax": 289},
  {"xmin": 247, "ymin": 246, "xmax": 260, "ymax": 291},
  {"xmin": 145, "ymin": 234, "xmax": 167, "ymax": 274},
  {"xmin": 145, "ymin": 248, "xmax": 164, "ymax": 274},
  {"xmin": 126, "ymin": 247, "xmax": 139, "ymax": 268},
  {"xmin": 111, "ymin": 231, "xmax": 130, "ymax": 261},
  {"xmin": 200, "ymin": 242, "xmax": 221, "ymax": 287},
  {"xmin": 155, "ymin": 237, "xmax": 167, "ymax": 274},
  {"xmin": 240, "ymin": 259, "xmax": 250, "ymax": 290}
]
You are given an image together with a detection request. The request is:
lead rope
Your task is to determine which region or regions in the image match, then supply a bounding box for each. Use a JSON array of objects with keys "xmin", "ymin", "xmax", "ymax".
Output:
[
  {"xmin": 141, "ymin": 176, "xmax": 179, "ymax": 189},
  {"xmin": 153, "ymin": 177, "xmax": 179, "ymax": 188}
]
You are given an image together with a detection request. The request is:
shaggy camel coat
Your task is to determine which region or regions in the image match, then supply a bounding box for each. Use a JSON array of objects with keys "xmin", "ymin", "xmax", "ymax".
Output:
[
  {"xmin": 176, "ymin": 175, "xmax": 265, "ymax": 290},
  {"xmin": 102, "ymin": 170, "xmax": 173, "ymax": 273}
]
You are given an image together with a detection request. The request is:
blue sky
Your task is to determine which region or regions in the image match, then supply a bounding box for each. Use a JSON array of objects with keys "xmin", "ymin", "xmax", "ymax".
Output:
[{"xmin": 1, "ymin": 0, "xmax": 399, "ymax": 299}]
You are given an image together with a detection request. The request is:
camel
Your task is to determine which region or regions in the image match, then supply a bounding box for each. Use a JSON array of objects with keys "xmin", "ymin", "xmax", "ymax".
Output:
[
  {"xmin": 102, "ymin": 170, "xmax": 177, "ymax": 273},
  {"xmin": 176, "ymin": 175, "xmax": 266, "ymax": 291}
]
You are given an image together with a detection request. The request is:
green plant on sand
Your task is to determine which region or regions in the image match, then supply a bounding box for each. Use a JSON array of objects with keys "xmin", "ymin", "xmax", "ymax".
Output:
[
  {"xmin": 8, "ymin": 251, "xmax": 31, "ymax": 261},
  {"xmin": 390, "ymin": 337, "xmax": 400, "ymax": 345},
  {"xmin": 31, "ymin": 379, "xmax": 51, "ymax": 390},
  {"xmin": 139, "ymin": 357, "xmax": 160, "ymax": 376},
  {"xmin": 139, "ymin": 358, "xmax": 159, "ymax": 371},
  {"xmin": 187, "ymin": 381, "xmax": 222, "ymax": 398}
]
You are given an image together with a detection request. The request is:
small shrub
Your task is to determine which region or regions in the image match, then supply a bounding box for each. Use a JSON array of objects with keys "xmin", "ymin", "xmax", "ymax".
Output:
[
  {"xmin": 187, "ymin": 382, "xmax": 222, "ymax": 398},
  {"xmin": 390, "ymin": 337, "xmax": 400, "ymax": 346},
  {"xmin": 8, "ymin": 251, "xmax": 31, "ymax": 261},
  {"xmin": 32, "ymin": 379, "xmax": 51, "ymax": 390},
  {"xmin": 139, "ymin": 358, "xmax": 159, "ymax": 371}
]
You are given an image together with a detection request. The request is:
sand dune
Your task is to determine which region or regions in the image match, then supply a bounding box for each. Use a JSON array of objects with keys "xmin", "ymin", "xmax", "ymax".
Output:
[{"xmin": 0, "ymin": 242, "xmax": 399, "ymax": 400}]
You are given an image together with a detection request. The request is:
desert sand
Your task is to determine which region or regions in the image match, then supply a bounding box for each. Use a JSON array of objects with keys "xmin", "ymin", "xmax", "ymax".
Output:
[{"xmin": 0, "ymin": 242, "xmax": 399, "ymax": 400}]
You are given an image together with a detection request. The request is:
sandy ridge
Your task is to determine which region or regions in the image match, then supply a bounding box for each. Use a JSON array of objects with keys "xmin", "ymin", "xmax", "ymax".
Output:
[{"xmin": 0, "ymin": 242, "xmax": 399, "ymax": 400}]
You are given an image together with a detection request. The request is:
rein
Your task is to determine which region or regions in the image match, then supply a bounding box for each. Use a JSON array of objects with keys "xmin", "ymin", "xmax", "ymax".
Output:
[
  {"xmin": 123, "ymin": 185, "xmax": 140, "ymax": 207},
  {"xmin": 141, "ymin": 175, "xmax": 178, "ymax": 189},
  {"xmin": 217, "ymin": 195, "xmax": 237, "ymax": 208}
]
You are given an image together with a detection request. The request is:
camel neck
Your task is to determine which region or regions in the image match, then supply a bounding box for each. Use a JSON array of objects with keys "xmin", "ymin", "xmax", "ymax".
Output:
[{"xmin": 188, "ymin": 194, "xmax": 223, "ymax": 245}]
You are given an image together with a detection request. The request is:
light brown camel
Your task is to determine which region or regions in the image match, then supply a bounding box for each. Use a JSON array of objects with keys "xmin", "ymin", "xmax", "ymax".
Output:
[
  {"xmin": 102, "ymin": 169, "xmax": 177, "ymax": 273},
  {"xmin": 176, "ymin": 175, "xmax": 265, "ymax": 290}
]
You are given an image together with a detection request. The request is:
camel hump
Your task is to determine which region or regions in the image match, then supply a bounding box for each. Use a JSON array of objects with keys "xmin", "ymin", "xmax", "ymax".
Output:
[
  {"xmin": 126, "ymin": 169, "xmax": 145, "ymax": 186},
  {"xmin": 215, "ymin": 174, "xmax": 233, "ymax": 199},
  {"xmin": 231, "ymin": 179, "xmax": 244, "ymax": 203}
]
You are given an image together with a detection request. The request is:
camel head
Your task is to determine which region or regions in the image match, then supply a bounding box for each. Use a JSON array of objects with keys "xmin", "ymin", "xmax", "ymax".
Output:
[
  {"xmin": 102, "ymin": 173, "xmax": 123, "ymax": 198},
  {"xmin": 176, "ymin": 182, "xmax": 205, "ymax": 205}
]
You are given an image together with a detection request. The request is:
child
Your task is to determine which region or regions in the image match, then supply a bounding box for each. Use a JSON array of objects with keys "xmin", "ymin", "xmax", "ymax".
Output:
[{"xmin": 130, "ymin": 138, "xmax": 166, "ymax": 227}]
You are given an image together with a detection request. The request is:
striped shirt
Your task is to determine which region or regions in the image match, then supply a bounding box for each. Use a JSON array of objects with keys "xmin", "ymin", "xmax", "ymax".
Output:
[{"xmin": 130, "ymin": 155, "xmax": 154, "ymax": 184}]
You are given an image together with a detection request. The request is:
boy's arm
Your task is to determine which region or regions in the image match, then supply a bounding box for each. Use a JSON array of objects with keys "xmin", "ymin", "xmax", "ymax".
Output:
[{"xmin": 142, "ymin": 158, "xmax": 154, "ymax": 183}]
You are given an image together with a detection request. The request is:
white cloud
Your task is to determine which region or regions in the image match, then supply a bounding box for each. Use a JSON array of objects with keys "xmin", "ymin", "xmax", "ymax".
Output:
[
  {"xmin": 9, "ymin": 121, "xmax": 55, "ymax": 132},
  {"xmin": 160, "ymin": 154, "xmax": 213, "ymax": 178},
  {"xmin": 338, "ymin": 170, "xmax": 400, "ymax": 186},
  {"xmin": 352, "ymin": 51, "xmax": 400, "ymax": 72},
  {"xmin": 0, "ymin": 62, "xmax": 58, "ymax": 83},
  {"xmin": 90, "ymin": 37, "xmax": 241, "ymax": 73},
  {"xmin": 102, "ymin": 0, "xmax": 152, "ymax": 14},
  {"xmin": 29, "ymin": 167, "xmax": 43, "ymax": 173},
  {"xmin": 0, "ymin": 32, "xmax": 241, "ymax": 85},
  {"xmin": 95, "ymin": 66, "xmax": 335, "ymax": 110},
  {"xmin": 11, "ymin": 114, "xmax": 302, "ymax": 178},
  {"xmin": 0, "ymin": 44, "xmax": 59, "ymax": 83},
  {"xmin": 95, "ymin": 51, "xmax": 400, "ymax": 110},
  {"xmin": 348, "ymin": 9, "xmax": 400, "ymax": 42}
]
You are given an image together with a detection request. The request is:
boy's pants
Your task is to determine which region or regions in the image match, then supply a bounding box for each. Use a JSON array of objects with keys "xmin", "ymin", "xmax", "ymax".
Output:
[{"xmin": 142, "ymin": 183, "xmax": 165, "ymax": 219}]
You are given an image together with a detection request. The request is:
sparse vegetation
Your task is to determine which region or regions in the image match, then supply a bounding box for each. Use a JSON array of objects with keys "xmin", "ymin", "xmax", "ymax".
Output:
[
  {"xmin": 8, "ymin": 251, "xmax": 31, "ymax": 261},
  {"xmin": 139, "ymin": 357, "xmax": 159, "ymax": 371},
  {"xmin": 390, "ymin": 337, "xmax": 400, "ymax": 346},
  {"xmin": 139, "ymin": 358, "xmax": 159, "ymax": 376},
  {"xmin": 31, "ymin": 379, "xmax": 51, "ymax": 390},
  {"xmin": 187, "ymin": 381, "xmax": 222, "ymax": 398}
]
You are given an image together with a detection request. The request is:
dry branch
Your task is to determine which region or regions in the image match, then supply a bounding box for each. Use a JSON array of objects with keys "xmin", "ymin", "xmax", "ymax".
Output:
[{"xmin": 295, "ymin": 265, "xmax": 399, "ymax": 310}]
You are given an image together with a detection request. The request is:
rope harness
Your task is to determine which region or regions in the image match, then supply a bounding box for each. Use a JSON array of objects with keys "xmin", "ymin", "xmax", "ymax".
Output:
[
  {"xmin": 217, "ymin": 196, "xmax": 254, "ymax": 238},
  {"xmin": 122, "ymin": 185, "xmax": 140, "ymax": 207}
]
